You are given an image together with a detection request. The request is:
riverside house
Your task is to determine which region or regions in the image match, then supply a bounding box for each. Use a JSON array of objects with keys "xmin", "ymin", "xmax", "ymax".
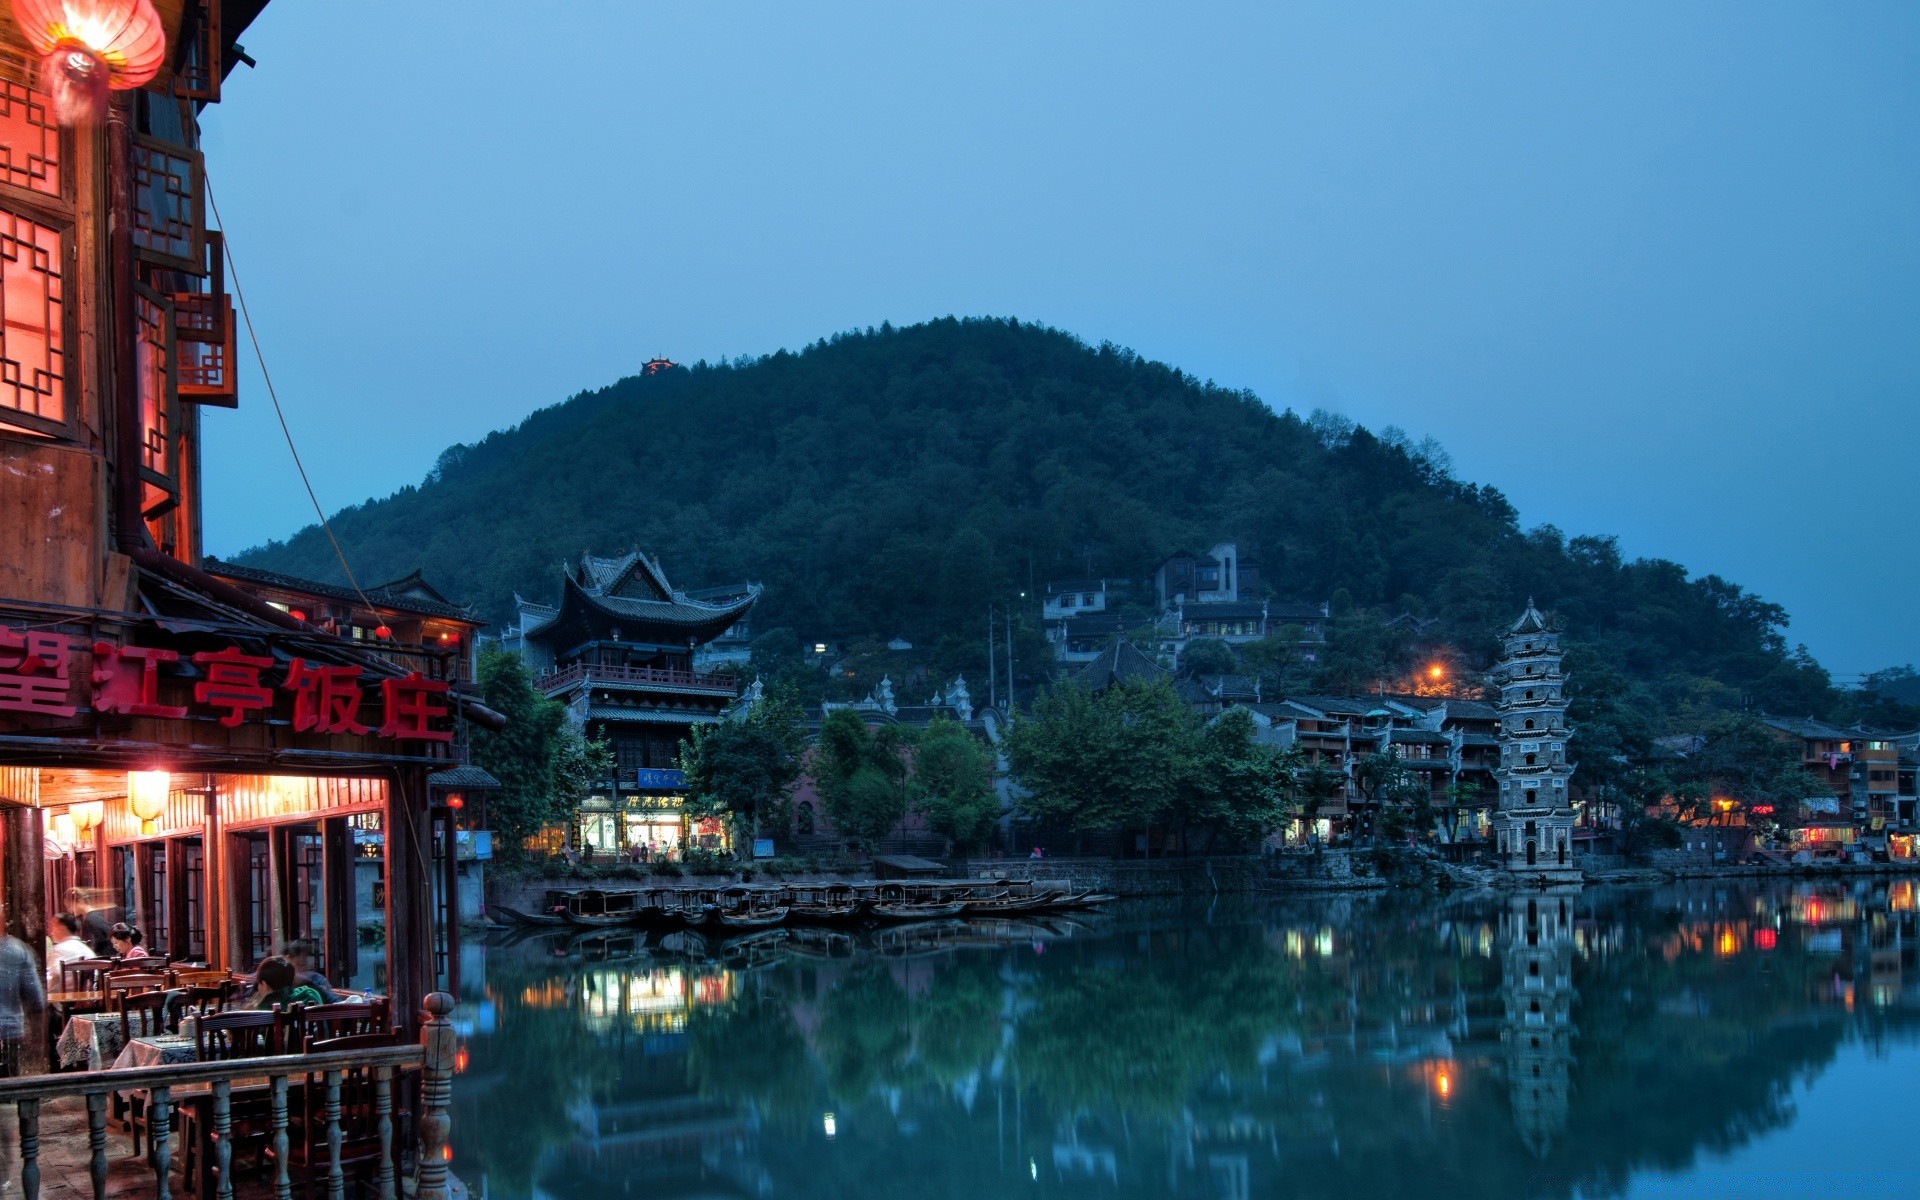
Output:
[{"xmin": 0, "ymin": 3, "xmax": 462, "ymax": 1196}]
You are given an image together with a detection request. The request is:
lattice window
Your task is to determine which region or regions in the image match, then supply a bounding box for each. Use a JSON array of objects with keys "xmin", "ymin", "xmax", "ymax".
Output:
[
  {"xmin": 0, "ymin": 208, "xmax": 65, "ymax": 430},
  {"xmin": 171, "ymin": 0, "xmax": 221, "ymax": 104},
  {"xmin": 131, "ymin": 136, "xmax": 202, "ymax": 268},
  {"xmin": 173, "ymin": 290, "xmax": 235, "ymax": 405},
  {"xmin": 135, "ymin": 290, "xmax": 174, "ymax": 479},
  {"xmin": 0, "ymin": 79, "xmax": 59, "ymax": 198}
]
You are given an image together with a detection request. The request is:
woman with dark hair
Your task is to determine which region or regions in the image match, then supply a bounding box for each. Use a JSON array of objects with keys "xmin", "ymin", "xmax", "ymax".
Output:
[
  {"xmin": 108, "ymin": 923, "xmax": 144, "ymax": 960},
  {"xmin": 249, "ymin": 957, "xmax": 323, "ymax": 1010}
]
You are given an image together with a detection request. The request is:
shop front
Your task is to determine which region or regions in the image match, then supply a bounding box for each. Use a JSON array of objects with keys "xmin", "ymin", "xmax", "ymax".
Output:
[{"xmin": 0, "ymin": 573, "xmax": 494, "ymax": 1042}]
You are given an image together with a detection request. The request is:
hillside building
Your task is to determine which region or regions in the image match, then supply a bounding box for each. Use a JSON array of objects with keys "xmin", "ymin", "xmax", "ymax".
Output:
[
  {"xmin": 1154, "ymin": 543, "xmax": 1260, "ymax": 609},
  {"xmin": 506, "ymin": 551, "xmax": 759, "ymax": 857}
]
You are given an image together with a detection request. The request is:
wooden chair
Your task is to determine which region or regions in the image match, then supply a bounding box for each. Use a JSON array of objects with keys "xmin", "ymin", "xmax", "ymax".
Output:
[
  {"xmin": 105, "ymin": 971, "xmax": 168, "ymax": 998},
  {"xmin": 115, "ymin": 955, "xmax": 169, "ymax": 972},
  {"xmin": 288, "ymin": 1000, "xmax": 389, "ymax": 1052},
  {"xmin": 178, "ymin": 981, "xmax": 241, "ymax": 1025},
  {"xmin": 115, "ymin": 988, "xmax": 169, "ymax": 1039},
  {"xmin": 114, "ymin": 989, "xmax": 175, "ymax": 1156},
  {"xmin": 195, "ymin": 1010, "xmax": 281, "ymax": 1061},
  {"xmin": 60, "ymin": 958, "xmax": 113, "ymax": 994},
  {"xmin": 263, "ymin": 1034, "xmax": 408, "ymax": 1200},
  {"xmin": 170, "ymin": 967, "xmax": 231, "ymax": 989}
]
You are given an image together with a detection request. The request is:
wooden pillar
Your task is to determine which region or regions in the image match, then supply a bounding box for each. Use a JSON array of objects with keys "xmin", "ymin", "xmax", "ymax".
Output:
[
  {"xmin": 1, "ymin": 805, "xmax": 46, "ymax": 954},
  {"xmin": 384, "ymin": 768, "xmax": 434, "ymax": 1038},
  {"xmin": 323, "ymin": 817, "xmax": 355, "ymax": 987}
]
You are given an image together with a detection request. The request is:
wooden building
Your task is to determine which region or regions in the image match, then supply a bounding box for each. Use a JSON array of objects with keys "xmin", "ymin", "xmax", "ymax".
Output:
[
  {"xmin": 505, "ymin": 551, "xmax": 758, "ymax": 857},
  {"xmin": 0, "ymin": 0, "xmax": 500, "ymax": 1043}
]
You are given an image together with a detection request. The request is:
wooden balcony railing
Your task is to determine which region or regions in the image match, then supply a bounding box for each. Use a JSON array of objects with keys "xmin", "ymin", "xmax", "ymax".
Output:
[
  {"xmin": 0, "ymin": 993, "xmax": 456, "ymax": 1200},
  {"xmin": 537, "ymin": 663, "xmax": 737, "ymax": 695}
]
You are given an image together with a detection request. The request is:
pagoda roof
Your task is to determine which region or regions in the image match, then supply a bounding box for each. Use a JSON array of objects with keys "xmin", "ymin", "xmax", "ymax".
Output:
[
  {"xmin": 1075, "ymin": 640, "xmax": 1168, "ymax": 690},
  {"xmin": 1508, "ymin": 599, "xmax": 1551, "ymax": 635},
  {"xmin": 522, "ymin": 549, "xmax": 760, "ymax": 648}
]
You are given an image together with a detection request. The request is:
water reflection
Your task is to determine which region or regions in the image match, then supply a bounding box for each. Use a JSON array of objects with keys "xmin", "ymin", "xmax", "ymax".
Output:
[{"xmin": 452, "ymin": 880, "xmax": 1920, "ymax": 1199}]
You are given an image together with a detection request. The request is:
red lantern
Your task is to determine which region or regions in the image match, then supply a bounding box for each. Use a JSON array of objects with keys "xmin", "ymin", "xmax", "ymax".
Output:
[
  {"xmin": 11, "ymin": 0, "xmax": 167, "ymax": 125},
  {"xmin": 374, "ymin": 625, "xmax": 393, "ymax": 640}
]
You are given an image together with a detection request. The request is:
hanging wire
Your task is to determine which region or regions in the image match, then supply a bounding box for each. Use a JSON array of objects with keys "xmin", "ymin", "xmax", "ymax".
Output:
[{"xmin": 204, "ymin": 172, "xmax": 378, "ymax": 615}]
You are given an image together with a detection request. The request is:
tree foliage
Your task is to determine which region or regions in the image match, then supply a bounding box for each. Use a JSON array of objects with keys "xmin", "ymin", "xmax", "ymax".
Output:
[
  {"xmin": 813, "ymin": 710, "xmax": 911, "ymax": 851},
  {"xmin": 468, "ymin": 647, "xmax": 610, "ymax": 861},
  {"xmin": 233, "ymin": 317, "xmax": 1896, "ymax": 733},
  {"xmin": 909, "ymin": 717, "xmax": 1000, "ymax": 853},
  {"xmin": 680, "ymin": 688, "xmax": 810, "ymax": 846}
]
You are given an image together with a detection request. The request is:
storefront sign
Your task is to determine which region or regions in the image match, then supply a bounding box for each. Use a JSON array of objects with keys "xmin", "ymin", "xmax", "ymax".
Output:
[
  {"xmin": 0, "ymin": 624, "xmax": 452, "ymax": 741},
  {"xmin": 634, "ymin": 768, "xmax": 687, "ymax": 791}
]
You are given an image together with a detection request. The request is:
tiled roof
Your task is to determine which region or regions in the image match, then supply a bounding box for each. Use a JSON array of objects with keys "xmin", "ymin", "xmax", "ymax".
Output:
[
  {"xmin": 428, "ymin": 765, "xmax": 503, "ymax": 790},
  {"xmin": 1184, "ymin": 601, "xmax": 1266, "ymax": 621},
  {"xmin": 204, "ymin": 558, "xmax": 480, "ymax": 622},
  {"xmin": 1267, "ymin": 602, "xmax": 1328, "ymax": 622},
  {"xmin": 1045, "ymin": 578, "xmax": 1106, "ymax": 594},
  {"xmin": 1760, "ymin": 715, "xmax": 1854, "ymax": 741},
  {"xmin": 1075, "ymin": 641, "xmax": 1168, "ymax": 690},
  {"xmin": 586, "ymin": 706, "xmax": 722, "ymax": 725}
]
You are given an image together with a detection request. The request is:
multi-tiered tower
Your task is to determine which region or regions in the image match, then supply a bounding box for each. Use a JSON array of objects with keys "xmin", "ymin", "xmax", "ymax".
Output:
[{"xmin": 1490, "ymin": 602, "xmax": 1580, "ymax": 881}]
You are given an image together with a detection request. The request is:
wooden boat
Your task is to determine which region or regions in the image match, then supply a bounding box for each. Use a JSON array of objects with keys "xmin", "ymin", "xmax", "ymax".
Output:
[
  {"xmin": 788, "ymin": 903, "xmax": 862, "ymax": 925},
  {"xmin": 558, "ymin": 889, "xmax": 652, "ymax": 928},
  {"xmin": 487, "ymin": 903, "xmax": 568, "ymax": 928},
  {"xmin": 1056, "ymin": 891, "xmax": 1118, "ymax": 909},
  {"xmin": 869, "ymin": 901, "xmax": 968, "ymax": 923},
  {"xmin": 719, "ymin": 905, "xmax": 790, "ymax": 930},
  {"xmin": 962, "ymin": 893, "xmax": 1053, "ymax": 916}
]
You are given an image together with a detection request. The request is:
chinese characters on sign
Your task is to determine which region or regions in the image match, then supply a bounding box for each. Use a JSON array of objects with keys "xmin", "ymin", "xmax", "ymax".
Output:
[{"xmin": 0, "ymin": 625, "xmax": 453, "ymax": 742}]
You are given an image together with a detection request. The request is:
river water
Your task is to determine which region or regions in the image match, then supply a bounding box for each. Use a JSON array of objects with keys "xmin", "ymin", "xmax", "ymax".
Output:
[{"xmin": 450, "ymin": 880, "xmax": 1920, "ymax": 1200}]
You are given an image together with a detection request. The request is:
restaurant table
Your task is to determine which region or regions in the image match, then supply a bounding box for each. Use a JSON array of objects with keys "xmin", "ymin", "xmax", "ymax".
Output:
[
  {"xmin": 56, "ymin": 1011, "xmax": 130, "ymax": 1071},
  {"xmin": 112, "ymin": 1032, "xmax": 200, "ymax": 1070}
]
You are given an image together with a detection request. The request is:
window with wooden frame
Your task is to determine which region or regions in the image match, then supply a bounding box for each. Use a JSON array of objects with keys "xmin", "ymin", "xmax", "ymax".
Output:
[
  {"xmin": 174, "ymin": 231, "xmax": 235, "ymax": 406},
  {"xmin": 134, "ymin": 285, "xmax": 179, "ymax": 513},
  {"xmin": 131, "ymin": 134, "xmax": 203, "ymax": 271},
  {"xmin": 170, "ymin": 0, "xmax": 221, "ymax": 105},
  {"xmin": 0, "ymin": 65, "xmax": 73, "ymax": 439}
]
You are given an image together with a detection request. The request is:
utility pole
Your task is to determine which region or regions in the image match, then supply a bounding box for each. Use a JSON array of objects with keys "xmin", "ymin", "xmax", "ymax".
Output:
[
  {"xmin": 1005, "ymin": 604, "xmax": 1015, "ymax": 713},
  {"xmin": 987, "ymin": 605, "xmax": 997, "ymax": 712}
]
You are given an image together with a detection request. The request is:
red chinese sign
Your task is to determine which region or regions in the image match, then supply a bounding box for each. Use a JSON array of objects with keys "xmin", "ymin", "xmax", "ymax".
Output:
[{"xmin": 0, "ymin": 625, "xmax": 453, "ymax": 742}]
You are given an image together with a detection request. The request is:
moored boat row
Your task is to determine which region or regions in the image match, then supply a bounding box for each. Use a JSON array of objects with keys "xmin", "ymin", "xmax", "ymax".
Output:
[{"xmin": 488, "ymin": 878, "xmax": 1115, "ymax": 932}]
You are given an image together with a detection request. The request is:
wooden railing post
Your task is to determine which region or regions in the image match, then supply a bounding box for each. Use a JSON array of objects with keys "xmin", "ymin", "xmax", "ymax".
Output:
[
  {"xmin": 414, "ymin": 992, "xmax": 456, "ymax": 1200},
  {"xmin": 17, "ymin": 1096, "xmax": 39, "ymax": 1200},
  {"xmin": 86, "ymin": 1091, "xmax": 107, "ymax": 1200}
]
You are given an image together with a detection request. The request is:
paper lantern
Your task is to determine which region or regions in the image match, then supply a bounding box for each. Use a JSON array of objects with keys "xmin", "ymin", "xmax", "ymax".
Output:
[
  {"xmin": 127, "ymin": 769, "xmax": 169, "ymax": 832},
  {"xmin": 69, "ymin": 799, "xmax": 104, "ymax": 836},
  {"xmin": 374, "ymin": 625, "xmax": 393, "ymax": 640},
  {"xmin": 10, "ymin": 0, "xmax": 167, "ymax": 125}
]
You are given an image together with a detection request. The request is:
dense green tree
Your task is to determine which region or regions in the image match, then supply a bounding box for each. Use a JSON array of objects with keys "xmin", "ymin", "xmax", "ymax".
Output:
[
  {"xmin": 680, "ymin": 688, "xmax": 810, "ymax": 847},
  {"xmin": 1179, "ymin": 638, "xmax": 1238, "ymax": 678},
  {"xmin": 1183, "ymin": 708, "xmax": 1300, "ymax": 850},
  {"xmin": 468, "ymin": 647, "xmax": 609, "ymax": 860},
  {"xmin": 812, "ymin": 710, "xmax": 912, "ymax": 851},
  {"xmin": 1002, "ymin": 683, "xmax": 1122, "ymax": 849},
  {"xmin": 909, "ymin": 717, "xmax": 1000, "ymax": 853}
]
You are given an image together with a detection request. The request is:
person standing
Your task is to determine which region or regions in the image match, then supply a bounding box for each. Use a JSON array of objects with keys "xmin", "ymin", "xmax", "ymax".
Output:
[
  {"xmin": 0, "ymin": 919, "xmax": 45, "ymax": 1076},
  {"xmin": 64, "ymin": 889, "xmax": 113, "ymax": 958}
]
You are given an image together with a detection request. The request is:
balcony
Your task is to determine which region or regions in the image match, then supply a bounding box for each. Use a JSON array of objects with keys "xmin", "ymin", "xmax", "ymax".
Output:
[{"xmin": 537, "ymin": 662, "xmax": 737, "ymax": 696}]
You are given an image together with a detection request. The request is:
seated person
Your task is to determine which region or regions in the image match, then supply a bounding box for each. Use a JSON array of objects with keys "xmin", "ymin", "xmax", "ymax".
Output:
[
  {"xmin": 249, "ymin": 956, "xmax": 325, "ymax": 1010},
  {"xmin": 282, "ymin": 940, "xmax": 341, "ymax": 1004},
  {"xmin": 108, "ymin": 923, "xmax": 148, "ymax": 962},
  {"xmin": 45, "ymin": 912, "xmax": 97, "ymax": 988}
]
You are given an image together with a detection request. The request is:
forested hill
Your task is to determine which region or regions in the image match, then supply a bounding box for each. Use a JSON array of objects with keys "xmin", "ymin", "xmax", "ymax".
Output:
[{"xmin": 236, "ymin": 316, "xmax": 1865, "ymax": 719}]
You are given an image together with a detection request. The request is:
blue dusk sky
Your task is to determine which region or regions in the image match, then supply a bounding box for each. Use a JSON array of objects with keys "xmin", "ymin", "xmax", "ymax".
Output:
[{"xmin": 197, "ymin": 2, "xmax": 1920, "ymax": 677}]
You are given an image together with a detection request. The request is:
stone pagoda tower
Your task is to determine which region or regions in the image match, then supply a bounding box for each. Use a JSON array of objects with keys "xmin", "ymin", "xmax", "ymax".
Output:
[{"xmin": 1490, "ymin": 601, "xmax": 1580, "ymax": 881}]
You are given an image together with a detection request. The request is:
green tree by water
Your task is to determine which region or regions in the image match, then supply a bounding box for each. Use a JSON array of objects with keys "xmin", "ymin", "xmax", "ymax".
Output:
[
  {"xmin": 910, "ymin": 716, "xmax": 1001, "ymax": 853},
  {"xmin": 813, "ymin": 710, "xmax": 911, "ymax": 851},
  {"xmin": 680, "ymin": 687, "xmax": 810, "ymax": 847},
  {"xmin": 468, "ymin": 647, "xmax": 609, "ymax": 859}
]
